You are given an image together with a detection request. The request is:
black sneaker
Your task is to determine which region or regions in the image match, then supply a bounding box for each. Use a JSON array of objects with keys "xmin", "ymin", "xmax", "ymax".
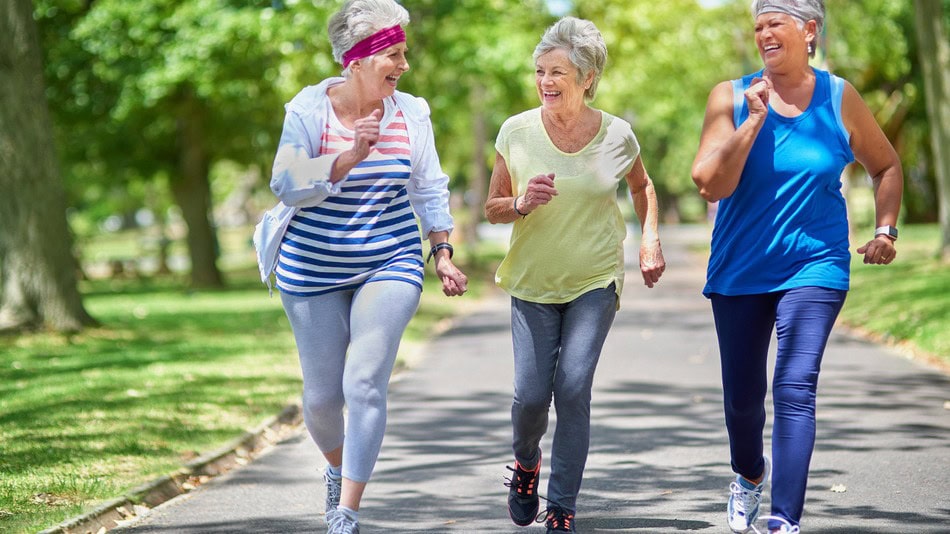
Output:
[
  {"xmin": 540, "ymin": 506, "xmax": 575, "ymax": 533},
  {"xmin": 504, "ymin": 454, "xmax": 541, "ymax": 526}
]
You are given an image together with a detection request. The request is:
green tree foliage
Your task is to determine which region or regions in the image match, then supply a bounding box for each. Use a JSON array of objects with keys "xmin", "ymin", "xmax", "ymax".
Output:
[
  {"xmin": 575, "ymin": 0, "xmax": 746, "ymax": 222},
  {"xmin": 396, "ymin": 0, "xmax": 553, "ymax": 237},
  {"xmin": 824, "ymin": 0, "xmax": 933, "ymax": 224},
  {"xmin": 35, "ymin": 0, "xmax": 947, "ymax": 249},
  {"xmin": 35, "ymin": 0, "xmax": 337, "ymax": 286}
]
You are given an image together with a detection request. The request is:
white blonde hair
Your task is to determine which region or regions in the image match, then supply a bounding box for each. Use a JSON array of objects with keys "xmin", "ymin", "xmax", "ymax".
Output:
[
  {"xmin": 328, "ymin": 0, "xmax": 410, "ymax": 76},
  {"xmin": 533, "ymin": 17, "xmax": 607, "ymax": 101}
]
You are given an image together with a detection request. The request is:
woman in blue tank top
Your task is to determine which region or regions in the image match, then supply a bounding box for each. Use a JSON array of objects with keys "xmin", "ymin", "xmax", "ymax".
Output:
[{"xmin": 691, "ymin": 1, "xmax": 903, "ymax": 533}]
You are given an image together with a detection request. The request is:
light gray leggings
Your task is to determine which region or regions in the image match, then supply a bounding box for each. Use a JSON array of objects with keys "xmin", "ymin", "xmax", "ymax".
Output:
[{"xmin": 280, "ymin": 281, "xmax": 421, "ymax": 483}]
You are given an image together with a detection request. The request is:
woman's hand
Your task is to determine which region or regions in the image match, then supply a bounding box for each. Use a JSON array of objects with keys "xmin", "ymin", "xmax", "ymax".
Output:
[
  {"xmin": 857, "ymin": 236, "xmax": 897, "ymax": 265},
  {"xmin": 519, "ymin": 173, "xmax": 558, "ymax": 213},
  {"xmin": 350, "ymin": 108, "xmax": 382, "ymax": 161},
  {"xmin": 639, "ymin": 239, "xmax": 666, "ymax": 288},
  {"xmin": 435, "ymin": 256, "xmax": 468, "ymax": 296},
  {"xmin": 745, "ymin": 77, "xmax": 771, "ymax": 120},
  {"xmin": 330, "ymin": 109, "xmax": 382, "ymax": 182}
]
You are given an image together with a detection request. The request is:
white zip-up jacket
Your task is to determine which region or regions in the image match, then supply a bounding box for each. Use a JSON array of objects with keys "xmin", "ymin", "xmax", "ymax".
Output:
[{"xmin": 253, "ymin": 77, "xmax": 454, "ymax": 291}]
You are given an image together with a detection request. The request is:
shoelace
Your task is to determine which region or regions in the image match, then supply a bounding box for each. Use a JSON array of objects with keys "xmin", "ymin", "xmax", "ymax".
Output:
[
  {"xmin": 325, "ymin": 472, "xmax": 342, "ymax": 510},
  {"xmin": 751, "ymin": 515, "xmax": 800, "ymax": 534},
  {"xmin": 535, "ymin": 505, "xmax": 574, "ymax": 532},
  {"xmin": 504, "ymin": 463, "xmax": 539, "ymax": 497},
  {"xmin": 729, "ymin": 480, "xmax": 763, "ymax": 518}
]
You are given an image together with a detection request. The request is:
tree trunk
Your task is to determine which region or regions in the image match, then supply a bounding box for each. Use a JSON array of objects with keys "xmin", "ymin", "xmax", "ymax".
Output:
[
  {"xmin": 0, "ymin": 0, "xmax": 96, "ymax": 332},
  {"xmin": 170, "ymin": 89, "xmax": 224, "ymax": 288},
  {"xmin": 913, "ymin": 0, "xmax": 950, "ymax": 260}
]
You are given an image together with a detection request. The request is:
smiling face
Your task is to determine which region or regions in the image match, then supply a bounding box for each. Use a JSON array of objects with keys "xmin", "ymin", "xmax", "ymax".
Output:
[
  {"xmin": 353, "ymin": 42, "xmax": 410, "ymax": 100},
  {"xmin": 754, "ymin": 12, "xmax": 815, "ymax": 71},
  {"xmin": 535, "ymin": 48, "xmax": 591, "ymax": 113}
]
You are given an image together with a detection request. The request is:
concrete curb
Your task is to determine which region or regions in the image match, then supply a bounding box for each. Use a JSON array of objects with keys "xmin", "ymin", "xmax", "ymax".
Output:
[{"xmin": 38, "ymin": 403, "xmax": 303, "ymax": 534}]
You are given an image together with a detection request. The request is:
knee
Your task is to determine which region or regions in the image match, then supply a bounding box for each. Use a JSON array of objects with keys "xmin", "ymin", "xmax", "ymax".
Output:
[
  {"xmin": 554, "ymin": 380, "xmax": 592, "ymax": 407},
  {"xmin": 513, "ymin": 395, "xmax": 550, "ymax": 419},
  {"xmin": 724, "ymin": 398, "xmax": 766, "ymax": 422},
  {"xmin": 773, "ymin": 382, "xmax": 817, "ymax": 413},
  {"xmin": 302, "ymin": 388, "xmax": 344, "ymax": 422},
  {"xmin": 343, "ymin": 375, "xmax": 387, "ymax": 409}
]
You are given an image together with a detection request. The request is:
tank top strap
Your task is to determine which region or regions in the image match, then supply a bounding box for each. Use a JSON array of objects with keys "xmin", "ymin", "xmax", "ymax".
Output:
[{"xmin": 731, "ymin": 70, "xmax": 764, "ymax": 127}]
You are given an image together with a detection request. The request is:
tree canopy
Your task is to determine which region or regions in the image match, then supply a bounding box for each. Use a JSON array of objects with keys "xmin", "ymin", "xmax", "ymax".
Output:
[{"xmin": 24, "ymin": 0, "xmax": 950, "ymax": 284}]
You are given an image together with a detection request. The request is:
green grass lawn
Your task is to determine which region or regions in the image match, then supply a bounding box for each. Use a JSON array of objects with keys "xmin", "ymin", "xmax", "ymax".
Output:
[
  {"xmin": 840, "ymin": 224, "xmax": 950, "ymax": 362},
  {"xmin": 0, "ymin": 239, "xmax": 501, "ymax": 534}
]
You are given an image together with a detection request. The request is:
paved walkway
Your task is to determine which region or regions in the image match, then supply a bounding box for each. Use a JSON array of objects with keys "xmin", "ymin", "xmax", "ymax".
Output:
[{"xmin": 117, "ymin": 226, "xmax": 950, "ymax": 533}]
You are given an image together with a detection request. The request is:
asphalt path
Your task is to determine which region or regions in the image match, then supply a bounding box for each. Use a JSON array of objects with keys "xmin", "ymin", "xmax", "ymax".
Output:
[{"xmin": 116, "ymin": 225, "xmax": 950, "ymax": 533}]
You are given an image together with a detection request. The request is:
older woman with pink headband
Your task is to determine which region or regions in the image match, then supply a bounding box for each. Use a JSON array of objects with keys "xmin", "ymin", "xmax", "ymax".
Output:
[{"xmin": 253, "ymin": 1, "xmax": 466, "ymax": 532}]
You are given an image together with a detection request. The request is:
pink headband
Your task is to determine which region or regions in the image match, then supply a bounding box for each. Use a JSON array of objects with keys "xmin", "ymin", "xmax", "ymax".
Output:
[{"xmin": 342, "ymin": 25, "xmax": 406, "ymax": 68}]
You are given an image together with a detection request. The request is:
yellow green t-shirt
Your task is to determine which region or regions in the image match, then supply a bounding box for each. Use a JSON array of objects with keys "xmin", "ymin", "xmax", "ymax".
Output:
[{"xmin": 494, "ymin": 107, "xmax": 640, "ymax": 304}]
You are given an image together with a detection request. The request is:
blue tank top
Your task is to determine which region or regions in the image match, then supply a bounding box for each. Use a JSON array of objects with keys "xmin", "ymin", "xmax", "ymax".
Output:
[{"xmin": 704, "ymin": 68, "xmax": 855, "ymax": 297}]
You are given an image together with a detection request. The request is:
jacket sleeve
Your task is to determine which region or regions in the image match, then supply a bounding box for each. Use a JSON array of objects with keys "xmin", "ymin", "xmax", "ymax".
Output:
[
  {"xmin": 270, "ymin": 109, "xmax": 344, "ymax": 208},
  {"xmin": 406, "ymin": 97, "xmax": 454, "ymax": 238}
]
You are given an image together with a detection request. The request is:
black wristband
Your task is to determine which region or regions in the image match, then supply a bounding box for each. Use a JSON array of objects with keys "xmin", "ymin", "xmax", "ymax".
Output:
[
  {"xmin": 426, "ymin": 242, "xmax": 454, "ymax": 264},
  {"xmin": 513, "ymin": 195, "xmax": 528, "ymax": 217}
]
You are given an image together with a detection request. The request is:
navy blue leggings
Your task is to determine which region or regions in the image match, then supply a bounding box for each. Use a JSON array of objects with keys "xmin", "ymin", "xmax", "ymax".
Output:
[{"xmin": 710, "ymin": 286, "xmax": 846, "ymax": 527}]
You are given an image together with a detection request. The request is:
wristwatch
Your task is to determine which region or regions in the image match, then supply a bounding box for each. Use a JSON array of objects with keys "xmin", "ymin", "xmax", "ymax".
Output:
[{"xmin": 875, "ymin": 225, "xmax": 898, "ymax": 241}]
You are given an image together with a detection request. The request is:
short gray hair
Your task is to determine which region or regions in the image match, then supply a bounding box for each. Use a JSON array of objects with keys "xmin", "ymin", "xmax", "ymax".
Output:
[
  {"xmin": 750, "ymin": 0, "xmax": 825, "ymax": 57},
  {"xmin": 533, "ymin": 17, "xmax": 607, "ymax": 101},
  {"xmin": 328, "ymin": 0, "xmax": 410, "ymax": 75}
]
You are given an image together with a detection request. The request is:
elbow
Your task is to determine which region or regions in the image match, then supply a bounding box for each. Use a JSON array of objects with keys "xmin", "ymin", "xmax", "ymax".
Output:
[
  {"xmin": 692, "ymin": 175, "xmax": 720, "ymax": 203},
  {"xmin": 483, "ymin": 200, "xmax": 504, "ymax": 224},
  {"xmin": 697, "ymin": 187, "xmax": 721, "ymax": 204}
]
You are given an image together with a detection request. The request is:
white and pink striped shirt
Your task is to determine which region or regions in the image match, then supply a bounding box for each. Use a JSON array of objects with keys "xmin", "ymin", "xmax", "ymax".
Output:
[{"xmin": 275, "ymin": 99, "xmax": 423, "ymax": 296}]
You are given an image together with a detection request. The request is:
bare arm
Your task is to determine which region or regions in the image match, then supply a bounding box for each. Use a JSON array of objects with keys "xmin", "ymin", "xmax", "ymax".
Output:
[
  {"xmin": 691, "ymin": 79, "xmax": 770, "ymax": 202},
  {"xmin": 844, "ymin": 81, "xmax": 903, "ymax": 264},
  {"xmin": 484, "ymin": 151, "xmax": 557, "ymax": 223},
  {"xmin": 625, "ymin": 156, "xmax": 665, "ymax": 287},
  {"xmin": 426, "ymin": 229, "xmax": 467, "ymax": 296}
]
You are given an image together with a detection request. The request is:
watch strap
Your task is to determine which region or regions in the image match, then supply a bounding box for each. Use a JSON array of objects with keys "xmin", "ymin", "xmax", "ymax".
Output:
[{"xmin": 875, "ymin": 225, "xmax": 898, "ymax": 240}]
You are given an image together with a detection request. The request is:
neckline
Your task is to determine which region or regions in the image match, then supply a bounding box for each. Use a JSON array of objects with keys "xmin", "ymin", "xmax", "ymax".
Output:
[
  {"xmin": 328, "ymin": 97, "xmax": 395, "ymax": 132},
  {"xmin": 538, "ymin": 108, "xmax": 605, "ymax": 155},
  {"xmin": 762, "ymin": 67, "xmax": 821, "ymax": 122}
]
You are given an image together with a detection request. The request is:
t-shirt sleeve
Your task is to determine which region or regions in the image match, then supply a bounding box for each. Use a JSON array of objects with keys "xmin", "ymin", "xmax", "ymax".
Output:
[
  {"xmin": 495, "ymin": 116, "xmax": 514, "ymax": 163},
  {"xmin": 624, "ymin": 120, "xmax": 641, "ymax": 162}
]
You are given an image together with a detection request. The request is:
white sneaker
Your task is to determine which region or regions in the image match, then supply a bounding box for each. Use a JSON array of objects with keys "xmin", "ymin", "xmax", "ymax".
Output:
[
  {"xmin": 727, "ymin": 456, "xmax": 771, "ymax": 533},
  {"xmin": 323, "ymin": 469, "xmax": 342, "ymax": 523},
  {"xmin": 754, "ymin": 515, "xmax": 799, "ymax": 534},
  {"xmin": 328, "ymin": 507, "xmax": 359, "ymax": 534}
]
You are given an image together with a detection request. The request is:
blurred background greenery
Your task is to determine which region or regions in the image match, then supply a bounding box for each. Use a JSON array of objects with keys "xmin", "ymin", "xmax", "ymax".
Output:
[{"xmin": 24, "ymin": 0, "xmax": 950, "ymax": 285}]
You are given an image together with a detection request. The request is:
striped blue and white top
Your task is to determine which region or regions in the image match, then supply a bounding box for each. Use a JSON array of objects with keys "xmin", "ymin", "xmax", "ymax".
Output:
[{"xmin": 274, "ymin": 100, "xmax": 424, "ymax": 296}]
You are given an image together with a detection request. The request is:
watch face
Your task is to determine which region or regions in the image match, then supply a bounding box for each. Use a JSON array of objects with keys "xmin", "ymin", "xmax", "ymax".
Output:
[{"xmin": 877, "ymin": 226, "xmax": 898, "ymax": 239}]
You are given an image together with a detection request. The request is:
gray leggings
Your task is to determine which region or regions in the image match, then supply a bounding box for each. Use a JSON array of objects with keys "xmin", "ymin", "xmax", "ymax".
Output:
[
  {"xmin": 511, "ymin": 284, "xmax": 617, "ymax": 512},
  {"xmin": 280, "ymin": 281, "xmax": 421, "ymax": 483}
]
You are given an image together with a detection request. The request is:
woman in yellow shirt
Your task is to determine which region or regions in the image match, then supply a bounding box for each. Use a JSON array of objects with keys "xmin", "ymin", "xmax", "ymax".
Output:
[{"xmin": 484, "ymin": 16, "xmax": 665, "ymax": 534}]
